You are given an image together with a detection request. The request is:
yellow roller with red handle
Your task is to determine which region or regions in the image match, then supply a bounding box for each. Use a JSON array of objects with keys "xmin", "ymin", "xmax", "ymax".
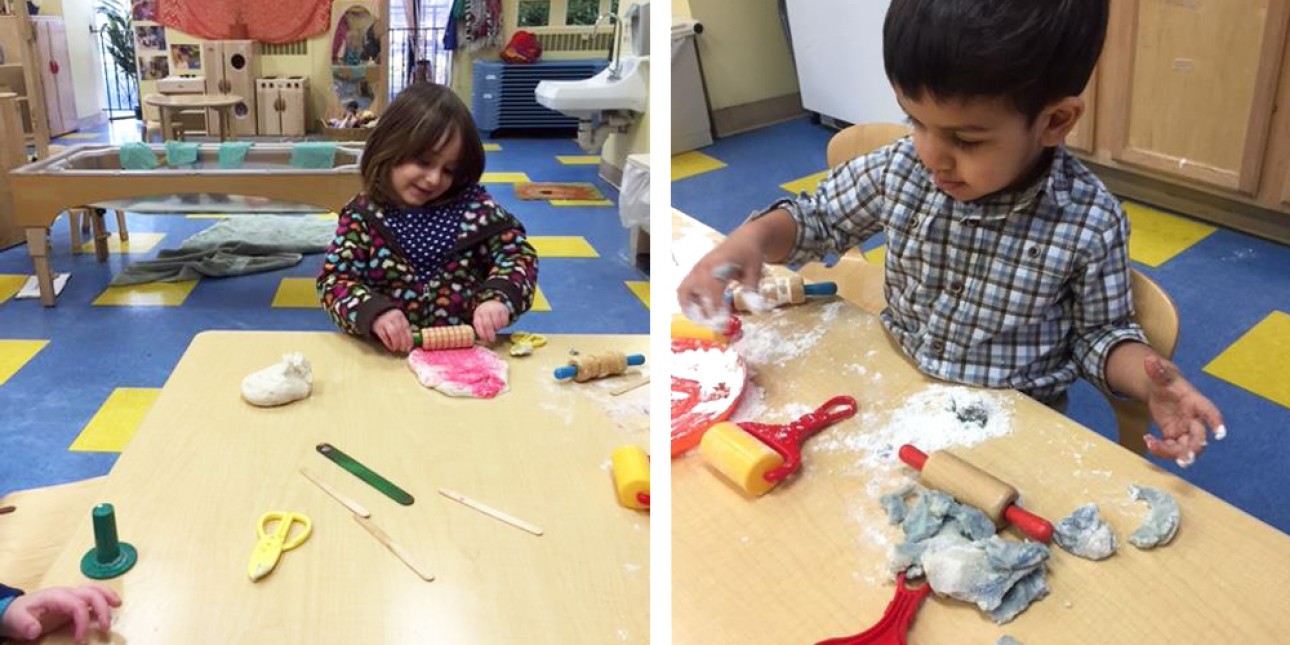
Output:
[
  {"xmin": 700, "ymin": 396, "xmax": 857, "ymax": 496},
  {"xmin": 898, "ymin": 444, "xmax": 1054, "ymax": 542},
  {"xmin": 611, "ymin": 445, "xmax": 650, "ymax": 510},
  {"xmin": 670, "ymin": 313, "xmax": 742, "ymax": 343}
]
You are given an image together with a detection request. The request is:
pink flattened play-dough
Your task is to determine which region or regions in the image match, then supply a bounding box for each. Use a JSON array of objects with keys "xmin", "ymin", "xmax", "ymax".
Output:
[{"xmin": 407, "ymin": 346, "xmax": 509, "ymax": 398}]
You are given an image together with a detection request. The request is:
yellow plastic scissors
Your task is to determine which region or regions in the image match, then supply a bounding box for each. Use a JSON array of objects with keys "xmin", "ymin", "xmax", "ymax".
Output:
[{"xmin": 247, "ymin": 511, "xmax": 312, "ymax": 582}]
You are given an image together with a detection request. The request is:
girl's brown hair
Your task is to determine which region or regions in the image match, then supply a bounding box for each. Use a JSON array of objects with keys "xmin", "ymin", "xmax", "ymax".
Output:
[{"xmin": 360, "ymin": 83, "xmax": 486, "ymax": 207}]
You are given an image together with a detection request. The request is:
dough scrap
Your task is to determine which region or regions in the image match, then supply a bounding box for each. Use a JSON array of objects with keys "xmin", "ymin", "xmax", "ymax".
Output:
[
  {"xmin": 1054, "ymin": 503, "xmax": 1117, "ymax": 560},
  {"xmin": 408, "ymin": 346, "xmax": 509, "ymax": 398},
  {"xmin": 241, "ymin": 353, "xmax": 312, "ymax": 407},
  {"xmin": 1127, "ymin": 485, "xmax": 1179, "ymax": 549}
]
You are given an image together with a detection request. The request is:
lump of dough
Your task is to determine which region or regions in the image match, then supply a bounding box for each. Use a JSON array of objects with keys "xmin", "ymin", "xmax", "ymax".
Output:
[
  {"xmin": 408, "ymin": 346, "xmax": 509, "ymax": 398},
  {"xmin": 998, "ymin": 637, "xmax": 1024, "ymax": 645},
  {"xmin": 1054, "ymin": 503, "xmax": 1117, "ymax": 560},
  {"xmin": 1127, "ymin": 485, "xmax": 1179, "ymax": 549},
  {"xmin": 241, "ymin": 353, "xmax": 312, "ymax": 407}
]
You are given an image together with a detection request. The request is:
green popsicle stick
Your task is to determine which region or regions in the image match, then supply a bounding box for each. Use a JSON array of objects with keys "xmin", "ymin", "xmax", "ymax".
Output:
[{"xmin": 316, "ymin": 443, "xmax": 415, "ymax": 506}]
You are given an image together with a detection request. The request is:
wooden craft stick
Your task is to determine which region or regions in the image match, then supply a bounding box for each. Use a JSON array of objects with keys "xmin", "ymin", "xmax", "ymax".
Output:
[
  {"xmin": 611, "ymin": 376, "xmax": 650, "ymax": 396},
  {"xmin": 0, "ymin": 505, "xmax": 14, "ymax": 515},
  {"xmin": 438, "ymin": 488, "xmax": 544, "ymax": 536},
  {"xmin": 300, "ymin": 467, "xmax": 371, "ymax": 518},
  {"xmin": 354, "ymin": 515, "xmax": 435, "ymax": 582}
]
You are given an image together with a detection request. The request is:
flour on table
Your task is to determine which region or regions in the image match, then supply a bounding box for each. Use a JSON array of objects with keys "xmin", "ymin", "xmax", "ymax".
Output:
[{"xmin": 733, "ymin": 312, "xmax": 829, "ymax": 368}]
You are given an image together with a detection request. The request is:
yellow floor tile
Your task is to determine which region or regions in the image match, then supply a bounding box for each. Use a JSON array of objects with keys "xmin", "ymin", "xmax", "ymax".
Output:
[
  {"xmin": 272, "ymin": 278, "xmax": 320, "ymax": 308},
  {"xmin": 625, "ymin": 281, "xmax": 649, "ymax": 309},
  {"xmin": 69, "ymin": 388, "xmax": 162, "ymax": 453},
  {"xmin": 1204, "ymin": 311, "xmax": 1290, "ymax": 409},
  {"xmin": 672, "ymin": 151, "xmax": 727, "ymax": 182},
  {"xmin": 0, "ymin": 340, "xmax": 48, "ymax": 387},
  {"xmin": 532, "ymin": 286, "xmax": 551, "ymax": 312},
  {"xmin": 781, "ymin": 170, "xmax": 830, "ymax": 195},
  {"xmin": 94, "ymin": 280, "xmax": 198, "ymax": 306},
  {"xmin": 0, "ymin": 274, "xmax": 27, "ymax": 304},
  {"xmin": 57, "ymin": 132, "xmax": 100, "ymax": 140},
  {"xmin": 529, "ymin": 236, "xmax": 599, "ymax": 258},
  {"xmin": 185, "ymin": 214, "xmax": 233, "ymax": 220},
  {"xmin": 315, "ymin": 212, "xmax": 339, "ymax": 221},
  {"xmin": 78, "ymin": 232, "xmax": 165, "ymax": 255},
  {"xmin": 1122, "ymin": 201, "xmax": 1217, "ymax": 268},
  {"xmin": 550, "ymin": 199, "xmax": 615, "ymax": 207},
  {"xmin": 556, "ymin": 155, "xmax": 601, "ymax": 165},
  {"xmin": 484, "ymin": 143, "xmax": 502, "ymax": 152},
  {"xmin": 481, "ymin": 172, "xmax": 531, "ymax": 183}
]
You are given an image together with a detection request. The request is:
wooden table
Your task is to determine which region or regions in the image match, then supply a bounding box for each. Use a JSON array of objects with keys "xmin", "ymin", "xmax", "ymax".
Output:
[
  {"xmin": 143, "ymin": 94, "xmax": 242, "ymax": 142},
  {"xmin": 35, "ymin": 331, "xmax": 649, "ymax": 644},
  {"xmin": 671, "ymin": 210, "xmax": 1290, "ymax": 644}
]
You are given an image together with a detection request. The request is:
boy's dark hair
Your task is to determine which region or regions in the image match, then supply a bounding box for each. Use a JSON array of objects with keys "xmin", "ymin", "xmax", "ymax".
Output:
[
  {"xmin": 883, "ymin": 0, "xmax": 1108, "ymax": 120},
  {"xmin": 361, "ymin": 83, "xmax": 486, "ymax": 206}
]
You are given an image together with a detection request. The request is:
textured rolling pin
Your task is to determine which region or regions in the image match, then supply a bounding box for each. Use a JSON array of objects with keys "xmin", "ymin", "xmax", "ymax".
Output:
[
  {"xmin": 412, "ymin": 325, "xmax": 475, "ymax": 350},
  {"xmin": 898, "ymin": 444, "xmax": 1054, "ymax": 542},
  {"xmin": 700, "ymin": 396, "xmax": 858, "ymax": 496},
  {"xmin": 611, "ymin": 445, "xmax": 650, "ymax": 510},
  {"xmin": 553, "ymin": 351, "xmax": 646, "ymax": 382},
  {"xmin": 732, "ymin": 276, "xmax": 837, "ymax": 312}
]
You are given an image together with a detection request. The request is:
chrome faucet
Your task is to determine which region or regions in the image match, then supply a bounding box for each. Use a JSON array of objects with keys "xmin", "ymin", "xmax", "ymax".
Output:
[{"xmin": 594, "ymin": 13, "xmax": 624, "ymax": 80}]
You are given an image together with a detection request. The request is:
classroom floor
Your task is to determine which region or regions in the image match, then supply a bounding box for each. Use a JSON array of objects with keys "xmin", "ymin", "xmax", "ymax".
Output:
[
  {"xmin": 0, "ymin": 120, "xmax": 649, "ymax": 495},
  {"xmin": 673, "ymin": 117, "xmax": 1290, "ymax": 535}
]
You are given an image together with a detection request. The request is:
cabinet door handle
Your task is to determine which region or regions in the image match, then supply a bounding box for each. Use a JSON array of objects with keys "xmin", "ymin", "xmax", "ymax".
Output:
[{"xmin": 49, "ymin": 61, "xmax": 59, "ymax": 74}]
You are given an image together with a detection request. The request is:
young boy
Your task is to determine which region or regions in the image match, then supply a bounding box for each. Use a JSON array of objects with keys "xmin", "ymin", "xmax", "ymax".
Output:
[{"xmin": 678, "ymin": 0, "xmax": 1224, "ymax": 466}]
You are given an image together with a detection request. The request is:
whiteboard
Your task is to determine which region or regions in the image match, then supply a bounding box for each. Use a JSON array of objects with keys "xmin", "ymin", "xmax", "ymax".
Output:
[{"xmin": 785, "ymin": 0, "xmax": 904, "ymax": 126}]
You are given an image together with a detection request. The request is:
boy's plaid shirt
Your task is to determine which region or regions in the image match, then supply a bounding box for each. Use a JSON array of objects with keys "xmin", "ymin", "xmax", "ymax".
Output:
[{"xmin": 760, "ymin": 138, "xmax": 1147, "ymax": 403}]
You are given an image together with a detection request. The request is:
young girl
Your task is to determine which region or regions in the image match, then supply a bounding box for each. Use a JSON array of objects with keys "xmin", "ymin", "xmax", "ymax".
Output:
[{"xmin": 318, "ymin": 83, "xmax": 539, "ymax": 353}]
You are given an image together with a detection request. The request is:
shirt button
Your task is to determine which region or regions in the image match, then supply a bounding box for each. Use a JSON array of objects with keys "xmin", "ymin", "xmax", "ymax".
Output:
[
  {"xmin": 948, "ymin": 281, "xmax": 963, "ymax": 294},
  {"xmin": 1027, "ymin": 246, "xmax": 1041, "ymax": 258},
  {"xmin": 911, "ymin": 216, "xmax": 921, "ymax": 228},
  {"xmin": 965, "ymin": 220, "xmax": 978, "ymax": 227},
  {"xmin": 932, "ymin": 340, "xmax": 945, "ymax": 352}
]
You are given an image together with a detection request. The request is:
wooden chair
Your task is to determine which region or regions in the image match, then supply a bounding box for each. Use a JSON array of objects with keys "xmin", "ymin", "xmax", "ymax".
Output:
[
  {"xmin": 0, "ymin": 477, "xmax": 106, "ymax": 590},
  {"xmin": 141, "ymin": 93, "xmax": 165, "ymax": 142},
  {"xmin": 1110, "ymin": 270, "xmax": 1180, "ymax": 455},
  {"xmin": 795, "ymin": 123, "xmax": 910, "ymax": 315}
]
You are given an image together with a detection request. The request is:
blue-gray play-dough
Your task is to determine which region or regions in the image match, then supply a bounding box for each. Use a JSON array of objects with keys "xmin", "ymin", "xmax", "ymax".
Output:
[{"xmin": 1127, "ymin": 485, "xmax": 1180, "ymax": 549}]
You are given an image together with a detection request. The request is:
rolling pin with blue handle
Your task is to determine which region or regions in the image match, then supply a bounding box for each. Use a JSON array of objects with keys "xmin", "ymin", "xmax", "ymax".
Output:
[
  {"xmin": 553, "ymin": 351, "xmax": 646, "ymax": 382},
  {"xmin": 733, "ymin": 276, "xmax": 837, "ymax": 312}
]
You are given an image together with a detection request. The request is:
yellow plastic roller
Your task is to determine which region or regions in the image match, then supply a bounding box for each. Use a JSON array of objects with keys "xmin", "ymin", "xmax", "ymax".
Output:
[{"xmin": 611, "ymin": 445, "xmax": 650, "ymax": 510}]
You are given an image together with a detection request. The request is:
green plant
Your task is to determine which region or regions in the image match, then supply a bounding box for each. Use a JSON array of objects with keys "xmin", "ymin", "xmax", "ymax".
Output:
[{"xmin": 96, "ymin": 0, "xmax": 136, "ymax": 80}]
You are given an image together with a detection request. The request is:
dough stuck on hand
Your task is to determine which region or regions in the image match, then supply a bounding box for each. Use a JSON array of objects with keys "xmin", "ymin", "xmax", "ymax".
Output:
[{"xmin": 242, "ymin": 353, "xmax": 313, "ymax": 407}]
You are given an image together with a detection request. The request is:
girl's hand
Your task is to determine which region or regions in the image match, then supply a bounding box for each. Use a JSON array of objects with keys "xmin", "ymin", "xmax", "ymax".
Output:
[
  {"xmin": 677, "ymin": 237, "xmax": 765, "ymax": 321},
  {"xmin": 1, "ymin": 585, "xmax": 121, "ymax": 644},
  {"xmin": 373, "ymin": 309, "xmax": 413, "ymax": 354},
  {"xmin": 1143, "ymin": 355, "xmax": 1226, "ymax": 467},
  {"xmin": 472, "ymin": 300, "xmax": 510, "ymax": 344}
]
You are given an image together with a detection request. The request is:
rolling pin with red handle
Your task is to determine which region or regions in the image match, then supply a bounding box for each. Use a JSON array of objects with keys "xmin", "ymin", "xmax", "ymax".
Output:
[{"xmin": 898, "ymin": 444, "xmax": 1054, "ymax": 543}]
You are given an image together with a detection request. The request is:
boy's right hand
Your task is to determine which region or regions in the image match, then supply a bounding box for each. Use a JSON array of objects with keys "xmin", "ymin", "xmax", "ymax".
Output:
[
  {"xmin": 677, "ymin": 237, "xmax": 765, "ymax": 321},
  {"xmin": 373, "ymin": 309, "xmax": 413, "ymax": 354}
]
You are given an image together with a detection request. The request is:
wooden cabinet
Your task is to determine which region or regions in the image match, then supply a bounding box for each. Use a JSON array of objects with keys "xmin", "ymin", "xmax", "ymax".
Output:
[
  {"xmin": 202, "ymin": 40, "xmax": 259, "ymax": 137},
  {"xmin": 0, "ymin": 11, "xmax": 49, "ymax": 154},
  {"xmin": 256, "ymin": 76, "xmax": 308, "ymax": 136},
  {"xmin": 1075, "ymin": 0, "xmax": 1290, "ymax": 243},
  {"xmin": 32, "ymin": 16, "xmax": 76, "ymax": 137}
]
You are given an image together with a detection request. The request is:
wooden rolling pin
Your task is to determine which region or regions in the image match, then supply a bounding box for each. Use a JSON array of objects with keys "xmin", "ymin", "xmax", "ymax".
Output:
[
  {"xmin": 732, "ymin": 276, "xmax": 837, "ymax": 312},
  {"xmin": 412, "ymin": 325, "xmax": 475, "ymax": 350},
  {"xmin": 700, "ymin": 396, "xmax": 857, "ymax": 496},
  {"xmin": 898, "ymin": 445, "xmax": 1054, "ymax": 542},
  {"xmin": 553, "ymin": 351, "xmax": 646, "ymax": 382}
]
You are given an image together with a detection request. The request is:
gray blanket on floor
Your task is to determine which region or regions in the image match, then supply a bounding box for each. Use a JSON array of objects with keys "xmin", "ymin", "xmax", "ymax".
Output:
[{"xmin": 111, "ymin": 215, "xmax": 336, "ymax": 286}]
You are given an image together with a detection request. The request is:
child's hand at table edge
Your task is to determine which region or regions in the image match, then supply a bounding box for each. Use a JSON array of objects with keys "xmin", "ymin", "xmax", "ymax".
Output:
[{"xmin": 1, "ymin": 585, "xmax": 121, "ymax": 644}]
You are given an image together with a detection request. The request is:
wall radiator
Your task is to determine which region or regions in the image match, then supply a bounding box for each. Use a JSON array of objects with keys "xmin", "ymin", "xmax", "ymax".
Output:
[{"xmin": 472, "ymin": 60, "xmax": 608, "ymax": 135}]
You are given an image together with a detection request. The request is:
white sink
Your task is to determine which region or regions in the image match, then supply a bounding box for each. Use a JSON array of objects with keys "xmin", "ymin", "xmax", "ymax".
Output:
[{"xmin": 535, "ymin": 56, "xmax": 648, "ymax": 119}]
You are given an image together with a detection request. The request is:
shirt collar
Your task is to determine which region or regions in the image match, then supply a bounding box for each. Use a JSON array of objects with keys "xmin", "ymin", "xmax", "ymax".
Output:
[{"xmin": 947, "ymin": 147, "xmax": 1070, "ymax": 222}]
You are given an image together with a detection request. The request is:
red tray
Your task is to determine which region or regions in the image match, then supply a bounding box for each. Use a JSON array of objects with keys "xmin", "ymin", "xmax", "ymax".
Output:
[{"xmin": 671, "ymin": 338, "xmax": 748, "ymax": 457}]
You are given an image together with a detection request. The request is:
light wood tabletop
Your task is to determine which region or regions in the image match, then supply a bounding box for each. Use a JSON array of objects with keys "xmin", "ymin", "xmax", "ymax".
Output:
[
  {"xmin": 35, "ymin": 331, "xmax": 649, "ymax": 644},
  {"xmin": 671, "ymin": 210, "xmax": 1290, "ymax": 644},
  {"xmin": 143, "ymin": 93, "xmax": 242, "ymax": 142}
]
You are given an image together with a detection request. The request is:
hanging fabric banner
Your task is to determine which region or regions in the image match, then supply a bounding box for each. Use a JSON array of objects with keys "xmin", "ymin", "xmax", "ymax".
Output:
[{"xmin": 156, "ymin": 0, "xmax": 333, "ymax": 44}]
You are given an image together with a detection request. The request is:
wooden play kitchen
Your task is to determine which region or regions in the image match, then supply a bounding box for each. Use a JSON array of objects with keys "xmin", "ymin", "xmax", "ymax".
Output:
[
  {"xmin": 32, "ymin": 331, "xmax": 648, "ymax": 644},
  {"xmin": 670, "ymin": 211, "xmax": 1290, "ymax": 644}
]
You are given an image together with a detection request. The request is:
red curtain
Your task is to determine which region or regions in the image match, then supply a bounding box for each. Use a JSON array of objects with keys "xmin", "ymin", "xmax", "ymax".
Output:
[{"xmin": 157, "ymin": 0, "xmax": 333, "ymax": 44}]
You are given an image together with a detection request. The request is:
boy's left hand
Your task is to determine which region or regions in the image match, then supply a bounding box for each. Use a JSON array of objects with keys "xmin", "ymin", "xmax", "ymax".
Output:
[
  {"xmin": 473, "ymin": 300, "xmax": 509, "ymax": 344},
  {"xmin": 1143, "ymin": 355, "xmax": 1226, "ymax": 466}
]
